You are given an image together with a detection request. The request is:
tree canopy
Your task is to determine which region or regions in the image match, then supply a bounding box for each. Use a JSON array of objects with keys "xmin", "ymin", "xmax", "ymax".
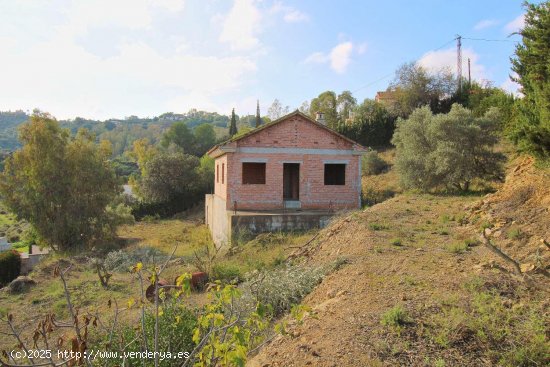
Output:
[
  {"xmin": 391, "ymin": 104, "xmax": 504, "ymax": 192},
  {"xmin": 388, "ymin": 62, "xmax": 455, "ymax": 118},
  {"xmin": 0, "ymin": 112, "xmax": 122, "ymax": 251},
  {"xmin": 509, "ymin": 1, "xmax": 550, "ymax": 158},
  {"xmin": 337, "ymin": 99, "xmax": 396, "ymax": 147}
]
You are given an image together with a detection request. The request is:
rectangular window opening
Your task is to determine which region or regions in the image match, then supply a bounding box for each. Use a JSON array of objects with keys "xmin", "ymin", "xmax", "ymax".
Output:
[
  {"xmin": 216, "ymin": 164, "xmax": 219, "ymax": 183},
  {"xmin": 324, "ymin": 164, "xmax": 346, "ymax": 185},
  {"xmin": 242, "ymin": 163, "xmax": 266, "ymax": 184},
  {"xmin": 222, "ymin": 163, "xmax": 225, "ymax": 184}
]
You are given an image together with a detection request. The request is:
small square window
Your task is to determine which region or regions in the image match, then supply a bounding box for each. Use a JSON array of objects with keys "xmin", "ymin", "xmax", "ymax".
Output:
[
  {"xmin": 242, "ymin": 163, "xmax": 266, "ymax": 184},
  {"xmin": 324, "ymin": 164, "xmax": 345, "ymax": 185}
]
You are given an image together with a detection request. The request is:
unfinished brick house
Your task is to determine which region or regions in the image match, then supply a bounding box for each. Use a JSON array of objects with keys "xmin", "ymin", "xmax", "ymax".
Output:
[{"xmin": 205, "ymin": 110, "xmax": 367, "ymax": 245}]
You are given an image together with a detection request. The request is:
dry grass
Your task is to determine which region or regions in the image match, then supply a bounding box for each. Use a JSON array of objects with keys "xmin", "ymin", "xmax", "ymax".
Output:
[
  {"xmin": 117, "ymin": 219, "xmax": 211, "ymax": 258},
  {"xmin": 0, "ymin": 216, "xmax": 316, "ymax": 351}
]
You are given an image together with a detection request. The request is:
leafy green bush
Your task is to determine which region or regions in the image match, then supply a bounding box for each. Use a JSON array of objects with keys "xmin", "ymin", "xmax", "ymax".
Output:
[
  {"xmin": 362, "ymin": 151, "xmax": 388, "ymax": 175},
  {"xmin": 96, "ymin": 301, "xmax": 197, "ymax": 367},
  {"xmin": 0, "ymin": 250, "xmax": 21, "ymax": 286},
  {"xmin": 211, "ymin": 263, "xmax": 243, "ymax": 284},
  {"xmin": 391, "ymin": 104, "xmax": 505, "ymax": 192}
]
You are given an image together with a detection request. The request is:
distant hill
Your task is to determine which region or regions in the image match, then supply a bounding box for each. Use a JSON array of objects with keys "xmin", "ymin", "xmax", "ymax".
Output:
[
  {"xmin": 0, "ymin": 110, "xmax": 29, "ymax": 151},
  {"xmin": 0, "ymin": 110, "xmax": 260, "ymax": 155}
]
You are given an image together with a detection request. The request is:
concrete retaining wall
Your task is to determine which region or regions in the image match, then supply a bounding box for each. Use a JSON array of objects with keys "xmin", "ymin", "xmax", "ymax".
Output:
[
  {"xmin": 205, "ymin": 194, "xmax": 231, "ymax": 246},
  {"xmin": 231, "ymin": 213, "xmax": 333, "ymax": 237}
]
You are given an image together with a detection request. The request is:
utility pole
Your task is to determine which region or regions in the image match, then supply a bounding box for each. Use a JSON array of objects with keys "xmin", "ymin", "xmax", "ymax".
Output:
[
  {"xmin": 468, "ymin": 58, "xmax": 471, "ymax": 86},
  {"xmin": 456, "ymin": 35, "xmax": 462, "ymax": 93}
]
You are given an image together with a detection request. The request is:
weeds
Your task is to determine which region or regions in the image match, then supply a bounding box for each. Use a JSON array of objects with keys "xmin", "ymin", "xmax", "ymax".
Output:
[
  {"xmin": 104, "ymin": 246, "xmax": 169, "ymax": 272},
  {"xmin": 446, "ymin": 242, "xmax": 469, "ymax": 254},
  {"xmin": 507, "ymin": 227, "xmax": 524, "ymax": 240},
  {"xmin": 428, "ymin": 276, "xmax": 549, "ymax": 366},
  {"xmin": 369, "ymin": 222, "xmax": 389, "ymax": 231},
  {"xmin": 381, "ymin": 305, "xmax": 411, "ymax": 333},
  {"xmin": 390, "ymin": 238, "xmax": 403, "ymax": 247}
]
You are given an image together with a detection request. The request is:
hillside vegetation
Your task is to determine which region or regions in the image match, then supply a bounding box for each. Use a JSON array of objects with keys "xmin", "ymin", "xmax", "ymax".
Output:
[{"xmin": 249, "ymin": 156, "xmax": 549, "ymax": 367}]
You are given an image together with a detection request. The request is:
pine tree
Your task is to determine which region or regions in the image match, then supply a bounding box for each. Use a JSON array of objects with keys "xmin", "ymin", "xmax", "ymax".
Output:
[
  {"xmin": 255, "ymin": 100, "xmax": 261, "ymax": 128},
  {"xmin": 509, "ymin": 1, "xmax": 550, "ymax": 158},
  {"xmin": 229, "ymin": 108, "xmax": 238, "ymax": 137}
]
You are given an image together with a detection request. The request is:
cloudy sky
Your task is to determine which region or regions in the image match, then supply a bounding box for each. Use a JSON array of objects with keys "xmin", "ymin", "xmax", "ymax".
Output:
[{"xmin": 0, "ymin": 0, "xmax": 532, "ymax": 120}]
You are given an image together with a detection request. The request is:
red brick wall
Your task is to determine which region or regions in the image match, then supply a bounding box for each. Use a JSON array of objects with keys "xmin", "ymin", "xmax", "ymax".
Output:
[
  {"xmin": 214, "ymin": 155, "xmax": 228, "ymax": 200},
  {"xmin": 237, "ymin": 115, "xmax": 354, "ymax": 150},
  {"xmin": 217, "ymin": 114, "xmax": 362, "ymax": 211},
  {"xmin": 226, "ymin": 153, "xmax": 360, "ymax": 210}
]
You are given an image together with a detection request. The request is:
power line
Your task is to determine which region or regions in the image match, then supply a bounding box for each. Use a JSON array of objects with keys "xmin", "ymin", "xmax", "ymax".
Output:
[
  {"xmin": 352, "ymin": 37, "xmax": 456, "ymax": 93},
  {"xmin": 462, "ymin": 37, "xmax": 518, "ymax": 43},
  {"xmin": 352, "ymin": 35, "xmax": 517, "ymax": 95}
]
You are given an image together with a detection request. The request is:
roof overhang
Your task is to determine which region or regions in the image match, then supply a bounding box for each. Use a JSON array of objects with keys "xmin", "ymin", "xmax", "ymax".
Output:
[{"xmin": 207, "ymin": 145, "xmax": 236, "ymax": 159}]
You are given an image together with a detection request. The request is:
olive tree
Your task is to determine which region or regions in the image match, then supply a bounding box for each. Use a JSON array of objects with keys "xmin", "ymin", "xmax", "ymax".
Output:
[{"xmin": 391, "ymin": 104, "xmax": 505, "ymax": 191}]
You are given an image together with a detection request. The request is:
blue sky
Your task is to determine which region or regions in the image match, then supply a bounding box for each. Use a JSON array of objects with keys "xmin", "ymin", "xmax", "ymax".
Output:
[{"xmin": 0, "ymin": 0, "xmax": 531, "ymax": 120}]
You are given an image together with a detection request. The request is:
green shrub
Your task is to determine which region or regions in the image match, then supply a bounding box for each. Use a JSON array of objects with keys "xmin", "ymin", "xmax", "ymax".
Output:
[
  {"xmin": 96, "ymin": 301, "xmax": 197, "ymax": 367},
  {"xmin": 362, "ymin": 187, "xmax": 395, "ymax": 207},
  {"xmin": 391, "ymin": 104, "xmax": 505, "ymax": 192},
  {"xmin": 211, "ymin": 263, "xmax": 243, "ymax": 284},
  {"xmin": 103, "ymin": 246, "xmax": 168, "ymax": 272},
  {"xmin": 446, "ymin": 242, "xmax": 469, "ymax": 254},
  {"xmin": 241, "ymin": 263, "xmax": 333, "ymax": 316},
  {"xmin": 0, "ymin": 250, "xmax": 21, "ymax": 286},
  {"xmin": 362, "ymin": 151, "xmax": 388, "ymax": 175},
  {"xmin": 381, "ymin": 305, "xmax": 411, "ymax": 329}
]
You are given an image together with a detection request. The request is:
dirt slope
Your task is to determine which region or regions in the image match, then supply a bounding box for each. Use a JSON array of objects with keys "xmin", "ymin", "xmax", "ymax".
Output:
[
  {"xmin": 466, "ymin": 156, "xmax": 550, "ymax": 267},
  {"xmin": 249, "ymin": 157, "xmax": 549, "ymax": 367}
]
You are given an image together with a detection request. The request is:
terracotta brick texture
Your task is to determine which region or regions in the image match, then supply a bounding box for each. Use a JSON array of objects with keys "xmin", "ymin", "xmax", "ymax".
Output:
[{"xmin": 212, "ymin": 113, "xmax": 365, "ymax": 211}]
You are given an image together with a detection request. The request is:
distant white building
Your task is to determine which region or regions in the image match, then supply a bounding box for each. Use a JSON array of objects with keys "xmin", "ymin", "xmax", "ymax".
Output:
[{"xmin": 0, "ymin": 237, "xmax": 11, "ymax": 251}]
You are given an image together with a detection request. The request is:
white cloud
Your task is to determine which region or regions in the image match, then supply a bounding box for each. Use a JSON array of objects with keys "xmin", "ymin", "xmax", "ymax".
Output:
[
  {"xmin": 283, "ymin": 10, "xmax": 309, "ymax": 23},
  {"xmin": 505, "ymin": 14, "xmax": 525, "ymax": 33},
  {"xmin": 270, "ymin": 1, "xmax": 309, "ymax": 23},
  {"xmin": 0, "ymin": 0, "xmax": 257, "ymax": 119},
  {"xmin": 154, "ymin": 0, "xmax": 185, "ymax": 12},
  {"xmin": 474, "ymin": 19, "xmax": 499, "ymax": 30},
  {"xmin": 304, "ymin": 52, "xmax": 329, "ymax": 64},
  {"xmin": 329, "ymin": 42, "xmax": 353, "ymax": 73},
  {"xmin": 304, "ymin": 41, "xmax": 354, "ymax": 74},
  {"xmin": 418, "ymin": 47, "xmax": 486, "ymax": 81},
  {"xmin": 357, "ymin": 42, "xmax": 368, "ymax": 55},
  {"xmin": 219, "ymin": 0, "xmax": 262, "ymax": 51}
]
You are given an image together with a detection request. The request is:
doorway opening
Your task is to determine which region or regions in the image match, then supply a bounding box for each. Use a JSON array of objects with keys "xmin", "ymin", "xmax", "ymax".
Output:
[{"xmin": 283, "ymin": 163, "xmax": 300, "ymax": 201}]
